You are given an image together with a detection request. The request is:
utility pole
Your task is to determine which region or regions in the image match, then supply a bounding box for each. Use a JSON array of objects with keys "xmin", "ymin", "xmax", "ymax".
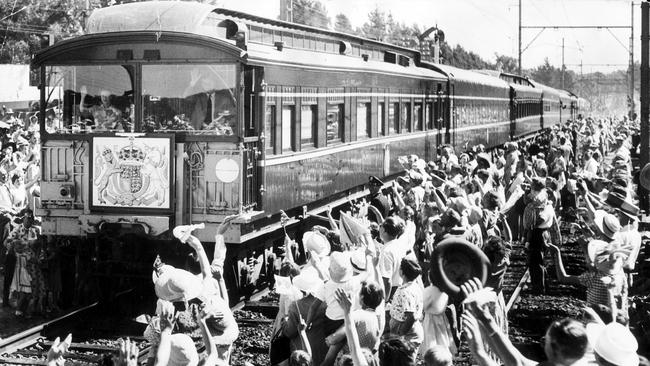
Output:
[
  {"xmin": 562, "ymin": 38, "xmax": 565, "ymax": 90},
  {"xmin": 562, "ymin": 38, "xmax": 564, "ymax": 90},
  {"xmin": 518, "ymin": 0, "xmax": 522, "ymax": 74},
  {"xmin": 640, "ymin": 1, "xmax": 649, "ymax": 211},
  {"xmin": 630, "ymin": 1, "xmax": 635, "ymax": 119}
]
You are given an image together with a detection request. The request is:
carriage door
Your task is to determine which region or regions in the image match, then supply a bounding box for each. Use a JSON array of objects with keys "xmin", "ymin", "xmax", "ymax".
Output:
[
  {"xmin": 242, "ymin": 65, "xmax": 264, "ymax": 212},
  {"xmin": 509, "ymin": 87, "xmax": 516, "ymax": 139},
  {"xmin": 446, "ymin": 82, "xmax": 454, "ymax": 145},
  {"xmin": 434, "ymin": 82, "xmax": 443, "ymax": 148}
]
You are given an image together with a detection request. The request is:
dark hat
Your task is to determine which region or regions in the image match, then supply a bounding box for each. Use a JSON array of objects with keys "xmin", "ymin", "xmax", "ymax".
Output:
[
  {"xmin": 476, "ymin": 153, "xmax": 491, "ymax": 167},
  {"xmin": 369, "ymin": 175, "xmax": 384, "ymax": 186},
  {"xmin": 430, "ymin": 169, "xmax": 447, "ymax": 185},
  {"xmin": 430, "ymin": 238, "xmax": 490, "ymax": 297},
  {"xmin": 640, "ymin": 163, "xmax": 650, "ymax": 190}
]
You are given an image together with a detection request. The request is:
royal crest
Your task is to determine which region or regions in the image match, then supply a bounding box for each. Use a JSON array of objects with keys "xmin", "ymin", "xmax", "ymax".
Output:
[{"xmin": 92, "ymin": 136, "xmax": 171, "ymax": 209}]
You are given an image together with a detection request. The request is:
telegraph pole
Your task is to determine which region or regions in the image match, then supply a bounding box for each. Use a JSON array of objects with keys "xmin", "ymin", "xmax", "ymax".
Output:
[
  {"xmin": 562, "ymin": 38, "xmax": 564, "ymax": 90},
  {"xmin": 640, "ymin": 1, "xmax": 649, "ymax": 211},
  {"xmin": 518, "ymin": 0, "xmax": 522, "ymax": 74},
  {"xmin": 562, "ymin": 38, "xmax": 565, "ymax": 90},
  {"xmin": 630, "ymin": 1, "xmax": 635, "ymax": 119}
]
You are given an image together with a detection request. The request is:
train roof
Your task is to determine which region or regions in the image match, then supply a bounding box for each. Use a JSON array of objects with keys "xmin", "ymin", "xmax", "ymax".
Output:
[
  {"xmin": 421, "ymin": 63, "xmax": 508, "ymax": 89},
  {"xmin": 86, "ymin": 1, "xmax": 422, "ymax": 61}
]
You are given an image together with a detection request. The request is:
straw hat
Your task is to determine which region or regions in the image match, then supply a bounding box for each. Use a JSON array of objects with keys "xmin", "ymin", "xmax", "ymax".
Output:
[
  {"xmin": 349, "ymin": 248, "xmax": 367, "ymax": 273},
  {"xmin": 594, "ymin": 322, "xmax": 639, "ymax": 366},
  {"xmin": 593, "ymin": 212, "xmax": 621, "ymax": 240},
  {"xmin": 329, "ymin": 251, "xmax": 353, "ymax": 283},
  {"xmin": 152, "ymin": 264, "xmax": 202, "ymax": 302},
  {"xmin": 168, "ymin": 334, "xmax": 199, "ymax": 366},
  {"xmin": 303, "ymin": 231, "xmax": 330, "ymax": 257}
]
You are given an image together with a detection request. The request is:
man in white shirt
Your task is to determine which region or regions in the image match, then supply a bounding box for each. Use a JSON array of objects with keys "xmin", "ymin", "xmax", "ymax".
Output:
[{"xmin": 377, "ymin": 216, "xmax": 407, "ymax": 301}]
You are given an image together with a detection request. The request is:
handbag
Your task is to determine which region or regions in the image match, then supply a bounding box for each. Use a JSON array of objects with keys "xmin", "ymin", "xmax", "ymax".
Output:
[{"xmin": 269, "ymin": 319, "xmax": 292, "ymax": 365}]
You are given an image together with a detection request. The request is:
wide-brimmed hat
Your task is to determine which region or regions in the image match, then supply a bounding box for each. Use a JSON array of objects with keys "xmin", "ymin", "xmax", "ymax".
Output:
[
  {"xmin": 594, "ymin": 212, "xmax": 621, "ymax": 240},
  {"xmin": 349, "ymin": 248, "xmax": 367, "ymax": 273},
  {"xmin": 329, "ymin": 251, "xmax": 353, "ymax": 283},
  {"xmin": 303, "ymin": 231, "xmax": 330, "ymax": 257},
  {"xmin": 292, "ymin": 268, "xmax": 323, "ymax": 294},
  {"xmin": 168, "ymin": 334, "xmax": 199, "ymax": 366},
  {"xmin": 640, "ymin": 163, "xmax": 650, "ymax": 190},
  {"xmin": 594, "ymin": 322, "xmax": 639, "ymax": 366},
  {"xmin": 152, "ymin": 264, "xmax": 202, "ymax": 302}
]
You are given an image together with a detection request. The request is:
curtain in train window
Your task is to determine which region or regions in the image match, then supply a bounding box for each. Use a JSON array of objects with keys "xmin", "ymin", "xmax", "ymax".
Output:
[
  {"xmin": 378, "ymin": 102, "xmax": 385, "ymax": 136},
  {"xmin": 401, "ymin": 103, "xmax": 411, "ymax": 133},
  {"xmin": 414, "ymin": 103, "xmax": 423, "ymax": 131},
  {"xmin": 388, "ymin": 102, "xmax": 398, "ymax": 134},
  {"xmin": 301, "ymin": 105, "xmax": 316, "ymax": 147},
  {"xmin": 265, "ymin": 105, "xmax": 276, "ymax": 154},
  {"xmin": 327, "ymin": 104, "xmax": 344, "ymax": 144},
  {"xmin": 356, "ymin": 103, "xmax": 371, "ymax": 140},
  {"xmin": 282, "ymin": 106, "xmax": 295, "ymax": 152},
  {"xmin": 425, "ymin": 103, "xmax": 433, "ymax": 130}
]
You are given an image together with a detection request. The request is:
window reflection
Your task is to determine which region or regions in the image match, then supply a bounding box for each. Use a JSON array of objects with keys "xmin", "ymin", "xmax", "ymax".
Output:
[
  {"xmin": 45, "ymin": 65, "xmax": 134, "ymax": 133},
  {"xmin": 142, "ymin": 64, "xmax": 237, "ymax": 134}
]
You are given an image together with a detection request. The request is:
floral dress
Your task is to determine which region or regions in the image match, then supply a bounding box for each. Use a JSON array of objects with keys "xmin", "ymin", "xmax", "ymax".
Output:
[{"xmin": 389, "ymin": 280, "xmax": 424, "ymax": 349}]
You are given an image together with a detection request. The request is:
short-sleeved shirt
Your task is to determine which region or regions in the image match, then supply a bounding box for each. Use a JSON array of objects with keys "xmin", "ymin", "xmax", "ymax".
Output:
[
  {"xmin": 389, "ymin": 280, "xmax": 423, "ymax": 322},
  {"xmin": 578, "ymin": 271, "xmax": 626, "ymax": 308},
  {"xmin": 378, "ymin": 239, "xmax": 408, "ymax": 286},
  {"xmin": 618, "ymin": 227, "xmax": 642, "ymax": 270}
]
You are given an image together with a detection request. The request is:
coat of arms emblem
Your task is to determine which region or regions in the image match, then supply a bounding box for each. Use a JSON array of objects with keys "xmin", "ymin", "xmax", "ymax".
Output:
[{"xmin": 92, "ymin": 136, "xmax": 170, "ymax": 208}]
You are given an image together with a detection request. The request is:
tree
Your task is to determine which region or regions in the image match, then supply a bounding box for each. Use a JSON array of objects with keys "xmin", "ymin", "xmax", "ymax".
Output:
[
  {"xmin": 361, "ymin": 7, "xmax": 386, "ymax": 41},
  {"xmin": 494, "ymin": 54, "xmax": 518, "ymax": 74},
  {"xmin": 292, "ymin": 0, "xmax": 330, "ymax": 29},
  {"xmin": 334, "ymin": 13, "xmax": 353, "ymax": 33}
]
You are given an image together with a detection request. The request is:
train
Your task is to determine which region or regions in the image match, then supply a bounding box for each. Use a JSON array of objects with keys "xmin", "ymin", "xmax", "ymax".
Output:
[{"xmin": 31, "ymin": 1, "xmax": 587, "ymax": 303}]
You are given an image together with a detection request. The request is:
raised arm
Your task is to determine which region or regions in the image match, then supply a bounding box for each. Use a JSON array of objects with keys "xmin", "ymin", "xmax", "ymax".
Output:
[
  {"xmin": 186, "ymin": 235, "xmax": 211, "ymax": 280},
  {"xmin": 547, "ymin": 243, "xmax": 581, "ymax": 285},
  {"xmin": 336, "ymin": 289, "xmax": 368, "ymax": 366}
]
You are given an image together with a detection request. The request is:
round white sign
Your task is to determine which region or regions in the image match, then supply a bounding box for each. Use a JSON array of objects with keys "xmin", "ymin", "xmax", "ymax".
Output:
[{"xmin": 215, "ymin": 158, "xmax": 239, "ymax": 183}]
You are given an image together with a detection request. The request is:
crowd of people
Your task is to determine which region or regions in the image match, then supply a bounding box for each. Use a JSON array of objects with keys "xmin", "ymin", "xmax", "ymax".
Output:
[
  {"xmin": 263, "ymin": 114, "xmax": 646, "ymax": 366},
  {"xmin": 0, "ymin": 107, "xmax": 46, "ymax": 317},
  {"xmin": 5, "ymin": 110, "xmax": 648, "ymax": 366}
]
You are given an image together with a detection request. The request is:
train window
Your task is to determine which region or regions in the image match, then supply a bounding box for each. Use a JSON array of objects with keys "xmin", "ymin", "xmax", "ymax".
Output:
[
  {"xmin": 265, "ymin": 105, "xmax": 276, "ymax": 154},
  {"xmin": 44, "ymin": 65, "xmax": 134, "ymax": 134},
  {"xmin": 356, "ymin": 103, "xmax": 371, "ymax": 140},
  {"xmin": 142, "ymin": 64, "xmax": 237, "ymax": 134},
  {"xmin": 327, "ymin": 104, "xmax": 344, "ymax": 144},
  {"xmin": 388, "ymin": 102, "xmax": 398, "ymax": 134},
  {"xmin": 300, "ymin": 105, "xmax": 316, "ymax": 147},
  {"xmin": 401, "ymin": 103, "xmax": 411, "ymax": 133},
  {"xmin": 378, "ymin": 102, "xmax": 385, "ymax": 136},
  {"xmin": 414, "ymin": 103, "xmax": 423, "ymax": 131},
  {"xmin": 282, "ymin": 106, "xmax": 295, "ymax": 152}
]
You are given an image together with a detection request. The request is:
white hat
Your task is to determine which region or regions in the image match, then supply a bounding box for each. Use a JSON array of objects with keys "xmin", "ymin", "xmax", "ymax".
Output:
[
  {"xmin": 594, "ymin": 211, "xmax": 621, "ymax": 240},
  {"xmin": 329, "ymin": 251, "xmax": 353, "ymax": 283},
  {"xmin": 292, "ymin": 269, "xmax": 323, "ymax": 294},
  {"xmin": 350, "ymin": 248, "xmax": 367, "ymax": 273},
  {"xmin": 594, "ymin": 322, "xmax": 639, "ymax": 366},
  {"xmin": 303, "ymin": 231, "xmax": 330, "ymax": 257},
  {"xmin": 152, "ymin": 264, "xmax": 202, "ymax": 302},
  {"xmin": 168, "ymin": 333, "xmax": 199, "ymax": 366}
]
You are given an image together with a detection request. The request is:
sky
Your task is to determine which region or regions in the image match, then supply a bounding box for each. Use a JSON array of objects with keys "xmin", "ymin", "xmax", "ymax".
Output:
[{"xmin": 219, "ymin": 0, "xmax": 639, "ymax": 74}]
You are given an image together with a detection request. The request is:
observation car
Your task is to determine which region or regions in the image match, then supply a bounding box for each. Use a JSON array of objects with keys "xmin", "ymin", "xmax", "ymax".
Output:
[{"xmin": 31, "ymin": 1, "xmax": 584, "ymax": 301}]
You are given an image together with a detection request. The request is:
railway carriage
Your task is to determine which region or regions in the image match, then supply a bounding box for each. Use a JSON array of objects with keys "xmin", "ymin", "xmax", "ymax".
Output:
[
  {"xmin": 422, "ymin": 63, "xmax": 511, "ymax": 149},
  {"xmin": 32, "ymin": 1, "xmax": 452, "ymax": 301},
  {"xmin": 31, "ymin": 1, "xmax": 584, "ymax": 302}
]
